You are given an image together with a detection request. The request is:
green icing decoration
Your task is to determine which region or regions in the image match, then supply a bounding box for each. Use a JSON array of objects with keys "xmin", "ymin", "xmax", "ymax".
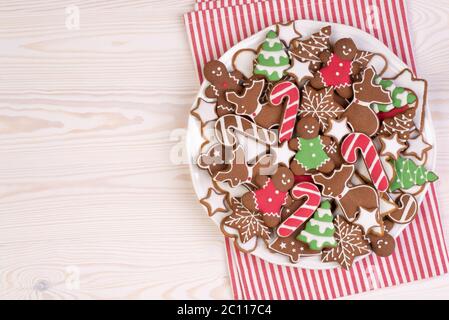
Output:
[
  {"xmin": 256, "ymin": 54, "xmax": 290, "ymax": 66},
  {"xmin": 389, "ymin": 157, "xmax": 438, "ymax": 192},
  {"xmin": 294, "ymin": 136, "xmax": 329, "ymax": 171},
  {"xmin": 254, "ymin": 30, "xmax": 290, "ymax": 81},
  {"xmin": 371, "ymin": 78, "xmax": 417, "ymax": 113},
  {"xmin": 266, "ymin": 30, "xmax": 277, "ymax": 39},
  {"xmin": 262, "ymin": 41, "xmax": 284, "ymax": 52},
  {"xmin": 297, "ymin": 200, "xmax": 337, "ymax": 251}
]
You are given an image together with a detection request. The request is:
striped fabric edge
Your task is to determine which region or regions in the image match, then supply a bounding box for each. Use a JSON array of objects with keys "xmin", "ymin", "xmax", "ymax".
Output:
[
  {"xmin": 183, "ymin": 0, "xmax": 419, "ymax": 82},
  {"xmin": 225, "ymin": 184, "xmax": 448, "ymax": 300},
  {"xmin": 184, "ymin": 0, "xmax": 449, "ymax": 299},
  {"xmin": 195, "ymin": 0, "xmax": 264, "ymax": 11}
]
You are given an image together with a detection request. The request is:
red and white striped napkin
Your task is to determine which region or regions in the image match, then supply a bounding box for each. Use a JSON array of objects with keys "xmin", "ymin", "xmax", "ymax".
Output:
[{"xmin": 184, "ymin": 0, "xmax": 449, "ymax": 299}]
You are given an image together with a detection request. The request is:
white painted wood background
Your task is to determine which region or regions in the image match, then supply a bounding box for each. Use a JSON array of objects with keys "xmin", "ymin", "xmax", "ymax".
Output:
[{"xmin": 0, "ymin": 0, "xmax": 448, "ymax": 300}]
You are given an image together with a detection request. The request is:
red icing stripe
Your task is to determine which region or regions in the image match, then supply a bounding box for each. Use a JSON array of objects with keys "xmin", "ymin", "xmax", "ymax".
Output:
[
  {"xmin": 342, "ymin": 132, "xmax": 388, "ymax": 192},
  {"xmin": 377, "ymin": 105, "xmax": 409, "ymax": 121},
  {"xmin": 278, "ymin": 182, "xmax": 321, "ymax": 237},
  {"xmin": 294, "ymin": 175, "xmax": 313, "ymax": 184}
]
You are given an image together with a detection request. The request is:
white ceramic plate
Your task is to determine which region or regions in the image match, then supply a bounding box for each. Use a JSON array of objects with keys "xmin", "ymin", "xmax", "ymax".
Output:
[{"xmin": 187, "ymin": 20, "xmax": 436, "ymax": 269}]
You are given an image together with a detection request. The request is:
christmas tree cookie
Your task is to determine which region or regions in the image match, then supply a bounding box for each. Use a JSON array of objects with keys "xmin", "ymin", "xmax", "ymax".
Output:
[
  {"xmin": 389, "ymin": 157, "xmax": 438, "ymax": 192},
  {"xmin": 297, "ymin": 200, "xmax": 337, "ymax": 250},
  {"xmin": 254, "ymin": 30, "xmax": 290, "ymax": 81},
  {"xmin": 290, "ymin": 26, "xmax": 332, "ymax": 71},
  {"xmin": 372, "ymin": 78, "xmax": 417, "ymax": 113}
]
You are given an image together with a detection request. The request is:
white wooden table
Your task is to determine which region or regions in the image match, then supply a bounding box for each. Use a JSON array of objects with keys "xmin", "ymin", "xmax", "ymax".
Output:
[{"xmin": 0, "ymin": 0, "xmax": 448, "ymax": 300}]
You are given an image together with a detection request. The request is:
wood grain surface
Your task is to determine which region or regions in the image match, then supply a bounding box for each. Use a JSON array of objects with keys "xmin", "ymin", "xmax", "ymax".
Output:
[{"xmin": 0, "ymin": 0, "xmax": 448, "ymax": 300}]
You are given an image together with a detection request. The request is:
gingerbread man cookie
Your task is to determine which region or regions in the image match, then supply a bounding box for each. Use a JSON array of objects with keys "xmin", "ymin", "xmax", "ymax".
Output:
[
  {"xmin": 289, "ymin": 116, "xmax": 335, "ymax": 175},
  {"xmin": 203, "ymin": 60, "xmax": 245, "ymax": 116},
  {"xmin": 310, "ymin": 38, "xmax": 362, "ymax": 99},
  {"xmin": 241, "ymin": 166, "xmax": 295, "ymax": 228}
]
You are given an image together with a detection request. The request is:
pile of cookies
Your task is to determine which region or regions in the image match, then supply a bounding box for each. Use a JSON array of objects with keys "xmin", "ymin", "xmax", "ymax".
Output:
[{"xmin": 192, "ymin": 23, "xmax": 438, "ymax": 269}]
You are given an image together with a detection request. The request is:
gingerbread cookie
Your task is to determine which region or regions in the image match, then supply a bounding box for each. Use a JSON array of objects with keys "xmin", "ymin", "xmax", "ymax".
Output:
[
  {"xmin": 197, "ymin": 143, "xmax": 231, "ymax": 177},
  {"xmin": 384, "ymin": 69, "xmax": 428, "ymax": 132},
  {"xmin": 277, "ymin": 182, "xmax": 322, "ymax": 238},
  {"xmin": 289, "ymin": 116, "xmax": 336, "ymax": 175},
  {"xmin": 321, "ymin": 215, "xmax": 371, "ymax": 270},
  {"xmin": 285, "ymin": 56, "xmax": 313, "ymax": 86},
  {"xmin": 269, "ymin": 229, "xmax": 320, "ymax": 263},
  {"xmin": 387, "ymin": 193, "xmax": 418, "ymax": 224},
  {"xmin": 379, "ymin": 107, "xmax": 416, "ymax": 141},
  {"xmin": 297, "ymin": 200, "xmax": 337, "ymax": 250},
  {"xmin": 290, "ymin": 26, "xmax": 332, "ymax": 72},
  {"xmin": 354, "ymin": 207, "xmax": 384, "ymax": 236},
  {"xmin": 271, "ymin": 140, "xmax": 296, "ymax": 167},
  {"xmin": 241, "ymin": 166, "xmax": 295, "ymax": 228},
  {"xmin": 232, "ymin": 48, "xmax": 257, "ymax": 79},
  {"xmin": 190, "ymin": 98, "xmax": 218, "ymax": 132},
  {"xmin": 343, "ymin": 67, "xmax": 391, "ymax": 136},
  {"xmin": 200, "ymin": 187, "xmax": 230, "ymax": 217},
  {"xmin": 309, "ymin": 38, "xmax": 362, "ymax": 99},
  {"xmin": 378, "ymin": 133, "xmax": 407, "ymax": 160},
  {"xmin": 203, "ymin": 60, "xmax": 245, "ymax": 116},
  {"xmin": 389, "ymin": 157, "xmax": 438, "ymax": 192},
  {"xmin": 254, "ymin": 30, "xmax": 290, "ymax": 82},
  {"xmin": 313, "ymin": 165, "xmax": 379, "ymax": 221},
  {"xmin": 269, "ymin": 81, "xmax": 301, "ymax": 143},
  {"xmin": 226, "ymin": 78, "xmax": 265, "ymax": 118},
  {"xmin": 221, "ymin": 198, "xmax": 271, "ymax": 252},
  {"xmin": 298, "ymin": 85, "xmax": 344, "ymax": 131},
  {"xmin": 341, "ymin": 132, "xmax": 389, "ymax": 192},
  {"xmin": 324, "ymin": 117, "xmax": 352, "ymax": 143},
  {"xmin": 276, "ymin": 21, "xmax": 302, "ymax": 47},
  {"xmin": 371, "ymin": 78, "xmax": 417, "ymax": 113},
  {"xmin": 403, "ymin": 133, "xmax": 432, "ymax": 161},
  {"xmin": 214, "ymin": 145, "xmax": 275, "ymax": 188},
  {"xmin": 367, "ymin": 232, "xmax": 396, "ymax": 257},
  {"xmin": 215, "ymin": 114, "xmax": 278, "ymax": 147}
]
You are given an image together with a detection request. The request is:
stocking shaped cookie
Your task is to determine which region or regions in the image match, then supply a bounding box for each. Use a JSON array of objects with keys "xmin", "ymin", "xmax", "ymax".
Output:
[
  {"xmin": 203, "ymin": 60, "xmax": 245, "ymax": 116},
  {"xmin": 289, "ymin": 116, "xmax": 336, "ymax": 175},
  {"xmin": 241, "ymin": 166, "xmax": 295, "ymax": 228},
  {"xmin": 310, "ymin": 38, "xmax": 363, "ymax": 99}
]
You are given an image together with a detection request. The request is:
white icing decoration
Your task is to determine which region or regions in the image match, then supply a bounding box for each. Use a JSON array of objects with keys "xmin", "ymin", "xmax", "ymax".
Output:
[
  {"xmin": 316, "ymin": 207, "xmax": 330, "ymax": 218},
  {"xmin": 325, "ymin": 117, "xmax": 351, "ymax": 143},
  {"xmin": 271, "ymin": 141, "xmax": 296, "ymax": 167},
  {"xmin": 309, "ymin": 219, "xmax": 335, "ymax": 233},
  {"xmin": 277, "ymin": 23, "xmax": 301, "ymax": 46},
  {"xmin": 259, "ymin": 50, "xmax": 289, "ymax": 64},
  {"xmin": 404, "ymin": 134, "xmax": 431, "ymax": 160},
  {"xmin": 300, "ymin": 231, "xmax": 337, "ymax": 247},
  {"xmin": 254, "ymin": 64, "xmax": 288, "ymax": 78},
  {"xmin": 355, "ymin": 207, "xmax": 381, "ymax": 234},
  {"xmin": 266, "ymin": 37, "xmax": 280, "ymax": 47}
]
